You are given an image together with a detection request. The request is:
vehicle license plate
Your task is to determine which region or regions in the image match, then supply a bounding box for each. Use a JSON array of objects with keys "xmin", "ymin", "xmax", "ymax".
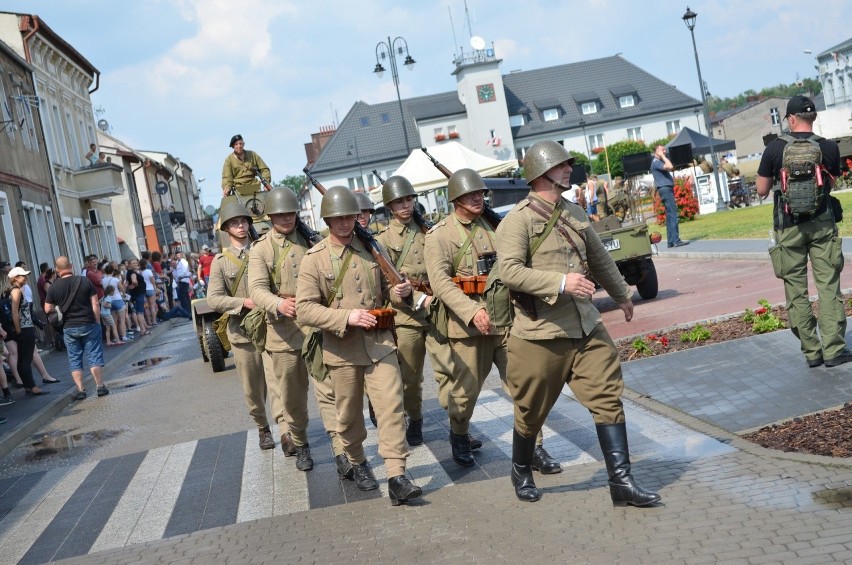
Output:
[{"xmin": 602, "ymin": 238, "xmax": 621, "ymax": 252}]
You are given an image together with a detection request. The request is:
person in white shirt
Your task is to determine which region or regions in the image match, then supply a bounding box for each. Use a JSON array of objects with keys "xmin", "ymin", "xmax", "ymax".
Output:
[{"xmin": 173, "ymin": 252, "xmax": 192, "ymax": 312}]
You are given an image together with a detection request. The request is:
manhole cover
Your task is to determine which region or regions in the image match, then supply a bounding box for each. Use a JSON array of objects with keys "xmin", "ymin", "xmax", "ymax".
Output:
[{"xmin": 131, "ymin": 356, "xmax": 171, "ymax": 368}]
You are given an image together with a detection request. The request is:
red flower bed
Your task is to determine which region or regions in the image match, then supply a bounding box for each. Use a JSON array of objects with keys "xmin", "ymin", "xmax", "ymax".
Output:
[{"xmin": 654, "ymin": 175, "xmax": 699, "ymax": 224}]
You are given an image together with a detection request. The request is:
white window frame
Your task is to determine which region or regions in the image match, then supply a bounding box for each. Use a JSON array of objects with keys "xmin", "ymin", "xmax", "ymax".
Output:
[
  {"xmin": 52, "ymin": 105, "xmax": 69, "ymax": 167},
  {"xmin": 347, "ymin": 176, "xmax": 365, "ymax": 190},
  {"xmin": 626, "ymin": 127, "xmax": 642, "ymax": 141},
  {"xmin": 542, "ymin": 108, "xmax": 559, "ymax": 122},
  {"xmin": 581, "ymin": 101, "xmax": 597, "ymax": 115},
  {"xmin": 63, "ymin": 218, "xmax": 83, "ymax": 271},
  {"xmin": 104, "ymin": 221, "xmax": 120, "ymax": 261},
  {"xmin": 0, "ymin": 192, "xmax": 19, "ymax": 264},
  {"xmin": 66, "ymin": 110, "xmax": 81, "ymax": 169},
  {"xmin": 666, "ymin": 120, "xmax": 681, "ymax": 136},
  {"xmin": 618, "ymin": 95, "xmax": 635, "ymax": 108},
  {"xmin": 509, "ymin": 114, "xmax": 525, "ymax": 127},
  {"xmin": 588, "ymin": 134, "xmax": 604, "ymax": 149}
]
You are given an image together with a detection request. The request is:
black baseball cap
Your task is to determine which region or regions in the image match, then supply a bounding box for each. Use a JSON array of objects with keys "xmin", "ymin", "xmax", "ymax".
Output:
[
  {"xmin": 0, "ymin": 261, "xmax": 9, "ymax": 270},
  {"xmin": 785, "ymin": 95, "xmax": 816, "ymax": 117},
  {"xmin": 229, "ymin": 134, "xmax": 243, "ymax": 148}
]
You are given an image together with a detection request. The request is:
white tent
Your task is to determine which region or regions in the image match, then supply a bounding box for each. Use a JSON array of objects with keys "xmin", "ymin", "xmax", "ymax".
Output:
[{"xmin": 369, "ymin": 142, "xmax": 517, "ymax": 203}]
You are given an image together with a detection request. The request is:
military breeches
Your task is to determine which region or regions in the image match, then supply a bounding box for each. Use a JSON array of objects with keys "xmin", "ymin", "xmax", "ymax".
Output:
[
  {"xmin": 329, "ymin": 355, "xmax": 409, "ymax": 478},
  {"xmin": 446, "ymin": 334, "xmax": 507, "ymax": 435},
  {"xmin": 426, "ymin": 330, "xmax": 454, "ymax": 412},
  {"xmin": 312, "ymin": 375, "xmax": 344, "ymax": 456},
  {"xmin": 267, "ymin": 350, "xmax": 310, "ymax": 445},
  {"xmin": 771, "ymin": 218, "xmax": 847, "ymax": 360},
  {"xmin": 395, "ymin": 325, "xmax": 427, "ymax": 420},
  {"xmin": 231, "ymin": 342, "xmax": 269, "ymax": 429},
  {"xmin": 506, "ymin": 324, "xmax": 625, "ymax": 438}
]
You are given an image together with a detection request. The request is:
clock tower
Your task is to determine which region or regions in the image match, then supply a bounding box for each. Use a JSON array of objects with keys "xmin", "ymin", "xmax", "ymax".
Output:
[{"xmin": 452, "ymin": 39, "xmax": 515, "ymax": 161}]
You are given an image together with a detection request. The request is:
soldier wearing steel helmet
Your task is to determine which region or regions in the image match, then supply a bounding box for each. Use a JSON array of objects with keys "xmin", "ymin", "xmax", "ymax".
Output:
[
  {"xmin": 247, "ymin": 187, "xmax": 334, "ymax": 472},
  {"xmin": 424, "ymin": 169, "xmax": 557, "ymax": 470},
  {"xmin": 207, "ymin": 199, "xmax": 277, "ymax": 451},
  {"xmin": 354, "ymin": 192, "xmax": 375, "ymax": 231},
  {"xmin": 221, "ymin": 134, "xmax": 271, "ymax": 197},
  {"xmin": 496, "ymin": 140, "xmax": 661, "ymax": 506},
  {"xmin": 296, "ymin": 186, "xmax": 422, "ymax": 505},
  {"xmin": 376, "ymin": 176, "xmax": 454, "ymax": 446}
]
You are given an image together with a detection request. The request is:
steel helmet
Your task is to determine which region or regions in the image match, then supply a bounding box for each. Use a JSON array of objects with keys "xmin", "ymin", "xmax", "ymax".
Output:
[
  {"xmin": 448, "ymin": 168, "xmax": 487, "ymax": 202},
  {"xmin": 320, "ymin": 186, "xmax": 360, "ymax": 218},
  {"xmin": 382, "ymin": 176, "xmax": 416, "ymax": 205},
  {"xmin": 523, "ymin": 140, "xmax": 576, "ymax": 185},
  {"xmin": 265, "ymin": 187, "xmax": 300, "ymax": 215},
  {"xmin": 218, "ymin": 200, "xmax": 253, "ymax": 231},
  {"xmin": 355, "ymin": 192, "xmax": 375, "ymax": 212}
]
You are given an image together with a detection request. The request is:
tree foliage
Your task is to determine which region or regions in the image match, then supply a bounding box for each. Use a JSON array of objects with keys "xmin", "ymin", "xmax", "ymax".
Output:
[
  {"xmin": 592, "ymin": 140, "xmax": 648, "ymax": 177},
  {"xmin": 276, "ymin": 174, "xmax": 306, "ymax": 194},
  {"xmin": 707, "ymin": 79, "xmax": 822, "ymax": 114}
]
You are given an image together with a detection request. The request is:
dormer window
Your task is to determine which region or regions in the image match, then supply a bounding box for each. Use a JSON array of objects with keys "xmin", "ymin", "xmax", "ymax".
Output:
[
  {"xmin": 581, "ymin": 101, "xmax": 598, "ymax": 115},
  {"xmin": 542, "ymin": 108, "xmax": 560, "ymax": 122},
  {"xmin": 619, "ymin": 95, "xmax": 635, "ymax": 108},
  {"xmin": 509, "ymin": 114, "xmax": 525, "ymax": 127}
]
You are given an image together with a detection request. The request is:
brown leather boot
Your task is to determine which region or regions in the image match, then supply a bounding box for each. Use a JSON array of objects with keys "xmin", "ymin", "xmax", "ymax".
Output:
[
  {"xmin": 280, "ymin": 432, "xmax": 297, "ymax": 456},
  {"xmin": 258, "ymin": 427, "xmax": 275, "ymax": 450}
]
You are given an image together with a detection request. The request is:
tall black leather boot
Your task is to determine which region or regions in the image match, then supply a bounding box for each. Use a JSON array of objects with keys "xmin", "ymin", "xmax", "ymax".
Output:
[
  {"xmin": 406, "ymin": 418, "xmax": 423, "ymax": 446},
  {"xmin": 511, "ymin": 429, "xmax": 541, "ymax": 502},
  {"xmin": 596, "ymin": 423, "xmax": 661, "ymax": 507}
]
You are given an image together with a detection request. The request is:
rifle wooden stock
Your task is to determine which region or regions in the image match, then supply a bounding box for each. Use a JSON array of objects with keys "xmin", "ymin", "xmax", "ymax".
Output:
[
  {"xmin": 252, "ymin": 167, "xmax": 322, "ymax": 245},
  {"xmin": 420, "ymin": 148, "xmax": 502, "ymax": 230},
  {"xmin": 303, "ymin": 168, "xmax": 412, "ymax": 303},
  {"xmin": 372, "ymin": 169, "xmax": 433, "ymax": 233},
  {"xmin": 419, "ymin": 149, "xmax": 537, "ymax": 318}
]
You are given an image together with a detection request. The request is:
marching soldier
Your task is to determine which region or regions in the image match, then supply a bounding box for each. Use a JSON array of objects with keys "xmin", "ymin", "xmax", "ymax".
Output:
[
  {"xmin": 247, "ymin": 187, "xmax": 327, "ymax": 471},
  {"xmin": 497, "ymin": 140, "xmax": 661, "ymax": 506},
  {"xmin": 221, "ymin": 134, "xmax": 271, "ymax": 197},
  {"xmin": 424, "ymin": 169, "xmax": 557, "ymax": 470},
  {"xmin": 207, "ymin": 200, "xmax": 276, "ymax": 451},
  {"xmin": 376, "ymin": 176, "xmax": 454, "ymax": 445},
  {"xmin": 296, "ymin": 186, "xmax": 422, "ymax": 505},
  {"xmin": 355, "ymin": 192, "xmax": 375, "ymax": 231}
]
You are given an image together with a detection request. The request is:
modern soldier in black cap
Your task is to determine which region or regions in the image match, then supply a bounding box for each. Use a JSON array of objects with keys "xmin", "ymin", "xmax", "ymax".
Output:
[
  {"xmin": 221, "ymin": 134, "xmax": 271, "ymax": 197},
  {"xmin": 757, "ymin": 95, "xmax": 850, "ymax": 368},
  {"xmin": 497, "ymin": 140, "xmax": 661, "ymax": 506}
]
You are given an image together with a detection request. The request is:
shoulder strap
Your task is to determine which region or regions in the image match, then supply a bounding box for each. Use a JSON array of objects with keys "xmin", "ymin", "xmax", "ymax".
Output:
[
  {"xmin": 61, "ymin": 276, "xmax": 82, "ymax": 312},
  {"xmin": 528, "ymin": 201, "xmax": 561, "ymax": 257},
  {"xmin": 395, "ymin": 227, "xmax": 418, "ymax": 270},
  {"xmin": 222, "ymin": 250, "xmax": 249, "ymax": 297},
  {"xmin": 527, "ymin": 199, "xmax": 590, "ymax": 273},
  {"xmin": 327, "ymin": 249, "xmax": 353, "ymax": 307},
  {"xmin": 452, "ymin": 221, "xmax": 479, "ymax": 273},
  {"xmin": 271, "ymin": 238, "xmax": 292, "ymax": 288}
]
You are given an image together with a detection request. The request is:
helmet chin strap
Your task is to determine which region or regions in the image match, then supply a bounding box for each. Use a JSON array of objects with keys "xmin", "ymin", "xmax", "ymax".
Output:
[{"xmin": 542, "ymin": 173, "xmax": 570, "ymax": 191}]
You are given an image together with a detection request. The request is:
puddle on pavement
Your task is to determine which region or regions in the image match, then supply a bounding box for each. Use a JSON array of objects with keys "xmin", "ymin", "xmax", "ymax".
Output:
[
  {"xmin": 27, "ymin": 429, "xmax": 124, "ymax": 461},
  {"xmin": 131, "ymin": 356, "xmax": 171, "ymax": 369},
  {"xmin": 812, "ymin": 487, "xmax": 852, "ymax": 505}
]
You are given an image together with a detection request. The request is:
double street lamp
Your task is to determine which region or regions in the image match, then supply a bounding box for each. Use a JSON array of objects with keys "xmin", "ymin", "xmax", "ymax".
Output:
[
  {"xmin": 374, "ymin": 36, "xmax": 416, "ymax": 155},
  {"xmin": 682, "ymin": 6, "xmax": 725, "ymax": 211}
]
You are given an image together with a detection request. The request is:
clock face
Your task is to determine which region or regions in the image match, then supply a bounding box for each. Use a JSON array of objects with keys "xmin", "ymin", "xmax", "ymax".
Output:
[{"xmin": 477, "ymin": 83, "xmax": 496, "ymax": 104}]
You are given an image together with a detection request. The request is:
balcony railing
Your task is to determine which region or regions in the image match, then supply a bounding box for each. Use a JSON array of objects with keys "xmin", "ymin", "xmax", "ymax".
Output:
[{"xmin": 69, "ymin": 164, "xmax": 125, "ymax": 199}]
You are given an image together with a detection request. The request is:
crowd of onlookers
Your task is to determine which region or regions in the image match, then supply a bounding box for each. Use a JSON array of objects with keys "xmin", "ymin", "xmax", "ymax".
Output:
[{"xmin": 0, "ymin": 248, "xmax": 207, "ymax": 424}]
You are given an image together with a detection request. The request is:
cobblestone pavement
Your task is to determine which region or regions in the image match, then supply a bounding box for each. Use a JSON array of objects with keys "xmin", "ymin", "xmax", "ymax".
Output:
[{"xmin": 0, "ymin": 246, "xmax": 850, "ymax": 563}]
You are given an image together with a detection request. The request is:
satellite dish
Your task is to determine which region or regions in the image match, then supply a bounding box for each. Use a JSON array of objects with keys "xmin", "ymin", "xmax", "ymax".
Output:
[
  {"xmin": 470, "ymin": 36, "xmax": 486, "ymax": 50},
  {"xmin": 97, "ymin": 119, "xmax": 109, "ymax": 132},
  {"xmin": 204, "ymin": 205, "xmax": 216, "ymax": 216},
  {"xmin": 189, "ymin": 230, "xmax": 198, "ymax": 241}
]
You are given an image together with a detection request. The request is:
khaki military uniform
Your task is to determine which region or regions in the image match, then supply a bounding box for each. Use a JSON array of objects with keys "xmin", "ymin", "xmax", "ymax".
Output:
[
  {"xmin": 496, "ymin": 192, "xmax": 632, "ymax": 437},
  {"xmin": 206, "ymin": 244, "xmax": 271, "ymax": 431},
  {"xmin": 377, "ymin": 218, "xmax": 454, "ymax": 418},
  {"xmin": 424, "ymin": 213, "xmax": 508, "ymax": 436},
  {"xmin": 295, "ymin": 237, "xmax": 409, "ymax": 478},
  {"xmin": 221, "ymin": 150, "xmax": 271, "ymax": 196},
  {"xmin": 249, "ymin": 228, "xmax": 340, "ymax": 451}
]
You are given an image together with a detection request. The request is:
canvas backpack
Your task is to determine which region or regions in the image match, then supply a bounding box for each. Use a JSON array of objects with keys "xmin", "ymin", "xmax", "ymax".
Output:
[{"xmin": 779, "ymin": 134, "xmax": 825, "ymax": 219}]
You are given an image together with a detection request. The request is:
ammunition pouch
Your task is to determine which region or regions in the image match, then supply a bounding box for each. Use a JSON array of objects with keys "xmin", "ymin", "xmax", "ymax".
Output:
[
  {"xmin": 482, "ymin": 260, "xmax": 516, "ymax": 329},
  {"xmin": 367, "ymin": 308, "xmax": 396, "ymax": 330},
  {"xmin": 239, "ymin": 307, "xmax": 267, "ymax": 353},
  {"xmin": 452, "ymin": 275, "xmax": 488, "ymax": 295}
]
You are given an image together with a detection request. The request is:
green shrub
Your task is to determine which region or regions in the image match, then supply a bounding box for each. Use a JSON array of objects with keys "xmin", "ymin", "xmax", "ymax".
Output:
[{"xmin": 680, "ymin": 324, "xmax": 711, "ymax": 342}]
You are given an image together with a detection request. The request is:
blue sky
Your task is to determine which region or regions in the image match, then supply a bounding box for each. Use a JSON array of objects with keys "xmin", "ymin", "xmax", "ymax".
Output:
[{"xmin": 4, "ymin": 0, "xmax": 849, "ymax": 207}]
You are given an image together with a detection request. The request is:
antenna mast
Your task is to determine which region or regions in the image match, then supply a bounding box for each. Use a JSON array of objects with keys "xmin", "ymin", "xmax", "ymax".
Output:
[
  {"xmin": 448, "ymin": 5, "xmax": 461, "ymax": 58},
  {"xmin": 464, "ymin": 0, "xmax": 474, "ymax": 39}
]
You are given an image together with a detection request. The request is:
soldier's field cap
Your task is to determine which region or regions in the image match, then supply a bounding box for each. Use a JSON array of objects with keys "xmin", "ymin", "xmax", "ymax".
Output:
[
  {"xmin": 785, "ymin": 95, "xmax": 816, "ymax": 117},
  {"xmin": 229, "ymin": 134, "xmax": 243, "ymax": 148}
]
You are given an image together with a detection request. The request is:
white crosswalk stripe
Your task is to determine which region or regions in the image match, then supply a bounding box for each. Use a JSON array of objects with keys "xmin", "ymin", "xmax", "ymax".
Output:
[{"xmin": 0, "ymin": 391, "xmax": 735, "ymax": 562}]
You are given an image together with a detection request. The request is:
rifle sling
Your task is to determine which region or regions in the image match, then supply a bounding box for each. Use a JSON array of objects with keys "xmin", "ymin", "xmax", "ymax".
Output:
[
  {"xmin": 221, "ymin": 250, "xmax": 250, "ymax": 298},
  {"xmin": 526, "ymin": 199, "xmax": 590, "ymax": 274}
]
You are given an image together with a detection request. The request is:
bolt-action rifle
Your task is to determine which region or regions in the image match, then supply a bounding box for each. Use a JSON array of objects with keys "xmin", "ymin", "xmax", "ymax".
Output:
[
  {"xmin": 372, "ymin": 170, "xmax": 433, "ymax": 297},
  {"xmin": 420, "ymin": 148, "xmax": 537, "ymax": 319},
  {"xmin": 303, "ymin": 167, "xmax": 412, "ymax": 304},
  {"xmin": 420, "ymin": 148, "xmax": 503, "ymax": 230},
  {"xmin": 251, "ymin": 167, "xmax": 322, "ymax": 246}
]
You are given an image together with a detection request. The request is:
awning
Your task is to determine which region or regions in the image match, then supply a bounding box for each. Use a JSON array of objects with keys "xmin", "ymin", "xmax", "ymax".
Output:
[
  {"xmin": 368, "ymin": 142, "xmax": 517, "ymax": 203},
  {"xmin": 666, "ymin": 127, "xmax": 736, "ymax": 155}
]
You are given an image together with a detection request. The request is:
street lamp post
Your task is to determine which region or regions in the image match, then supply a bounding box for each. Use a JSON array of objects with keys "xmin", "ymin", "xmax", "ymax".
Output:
[
  {"xmin": 579, "ymin": 119, "xmax": 590, "ymax": 160},
  {"xmin": 374, "ymin": 36, "xmax": 416, "ymax": 156},
  {"xmin": 683, "ymin": 6, "xmax": 725, "ymax": 211}
]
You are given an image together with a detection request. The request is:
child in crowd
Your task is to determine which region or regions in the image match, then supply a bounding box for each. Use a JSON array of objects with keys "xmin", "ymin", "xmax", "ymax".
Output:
[{"xmin": 101, "ymin": 285, "xmax": 122, "ymax": 346}]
